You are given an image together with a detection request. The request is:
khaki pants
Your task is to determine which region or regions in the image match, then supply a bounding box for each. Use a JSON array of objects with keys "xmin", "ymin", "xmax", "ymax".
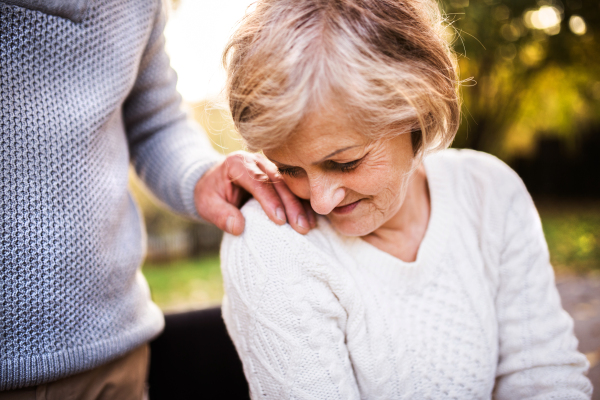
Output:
[{"xmin": 0, "ymin": 344, "xmax": 149, "ymax": 400}]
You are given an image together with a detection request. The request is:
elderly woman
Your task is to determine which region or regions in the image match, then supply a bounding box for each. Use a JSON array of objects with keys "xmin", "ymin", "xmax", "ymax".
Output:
[{"xmin": 218, "ymin": 0, "xmax": 592, "ymax": 398}]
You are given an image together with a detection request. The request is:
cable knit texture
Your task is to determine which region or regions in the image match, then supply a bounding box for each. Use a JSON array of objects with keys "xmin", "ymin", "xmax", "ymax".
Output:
[
  {"xmin": 0, "ymin": 0, "xmax": 221, "ymax": 390},
  {"xmin": 221, "ymin": 149, "xmax": 592, "ymax": 399}
]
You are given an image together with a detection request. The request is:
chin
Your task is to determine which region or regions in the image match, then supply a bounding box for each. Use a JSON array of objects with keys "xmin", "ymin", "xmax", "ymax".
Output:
[{"xmin": 327, "ymin": 216, "xmax": 378, "ymax": 237}]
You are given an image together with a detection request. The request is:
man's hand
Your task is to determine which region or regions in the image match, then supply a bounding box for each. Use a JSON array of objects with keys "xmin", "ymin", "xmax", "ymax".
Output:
[{"xmin": 194, "ymin": 151, "xmax": 317, "ymax": 235}]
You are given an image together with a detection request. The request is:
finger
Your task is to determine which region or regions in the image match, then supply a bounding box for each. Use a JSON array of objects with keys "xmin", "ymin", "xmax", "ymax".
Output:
[
  {"xmin": 302, "ymin": 200, "xmax": 317, "ymax": 228},
  {"xmin": 272, "ymin": 180, "xmax": 310, "ymax": 234},
  {"xmin": 256, "ymin": 158, "xmax": 311, "ymax": 235},
  {"xmin": 227, "ymin": 156, "xmax": 287, "ymax": 226},
  {"xmin": 197, "ymin": 193, "xmax": 246, "ymax": 236},
  {"xmin": 225, "ymin": 178, "xmax": 250, "ymax": 209}
]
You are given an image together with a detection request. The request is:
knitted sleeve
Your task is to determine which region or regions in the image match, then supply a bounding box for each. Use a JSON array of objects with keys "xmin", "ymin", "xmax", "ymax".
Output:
[
  {"xmin": 493, "ymin": 179, "xmax": 592, "ymax": 399},
  {"xmin": 123, "ymin": 0, "xmax": 223, "ymax": 219},
  {"xmin": 221, "ymin": 200, "xmax": 360, "ymax": 400}
]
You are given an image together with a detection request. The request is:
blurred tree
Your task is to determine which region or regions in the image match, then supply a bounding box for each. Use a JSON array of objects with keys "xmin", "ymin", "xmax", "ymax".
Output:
[{"xmin": 442, "ymin": 0, "xmax": 600, "ymax": 159}]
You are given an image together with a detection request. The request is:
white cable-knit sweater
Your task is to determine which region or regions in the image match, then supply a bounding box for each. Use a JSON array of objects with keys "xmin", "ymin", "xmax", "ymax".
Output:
[{"xmin": 221, "ymin": 149, "xmax": 592, "ymax": 399}]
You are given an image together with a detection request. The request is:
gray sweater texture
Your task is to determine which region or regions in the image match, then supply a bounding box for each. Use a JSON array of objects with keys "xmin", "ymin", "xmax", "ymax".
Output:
[{"xmin": 0, "ymin": 0, "xmax": 221, "ymax": 390}]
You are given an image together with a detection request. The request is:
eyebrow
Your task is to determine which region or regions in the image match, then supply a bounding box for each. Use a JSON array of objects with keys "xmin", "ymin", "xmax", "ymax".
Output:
[{"xmin": 269, "ymin": 145, "xmax": 362, "ymax": 168}]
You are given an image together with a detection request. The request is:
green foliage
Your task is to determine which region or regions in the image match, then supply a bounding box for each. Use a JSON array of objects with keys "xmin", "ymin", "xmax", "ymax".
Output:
[
  {"xmin": 443, "ymin": 0, "xmax": 600, "ymax": 158},
  {"xmin": 539, "ymin": 203, "xmax": 600, "ymax": 273}
]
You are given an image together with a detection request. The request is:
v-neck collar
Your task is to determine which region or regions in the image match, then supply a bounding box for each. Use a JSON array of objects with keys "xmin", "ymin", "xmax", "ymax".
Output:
[{"xmin": 340, "ymin": 152, "xmax": 454, "ymax": 291}]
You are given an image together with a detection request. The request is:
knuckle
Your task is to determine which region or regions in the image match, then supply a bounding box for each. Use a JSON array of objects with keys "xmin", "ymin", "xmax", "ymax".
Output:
[
  {"xmin": 227, "ymin": 163, "xmax": 245, "ymax": 180},
  {"xmin": 269, "ymin": 170, "xmax": 283, "ymax": 182},
  {"xmin": 255, "ymin": 173, "xmax": 270, "ymax": 184},
  {"xmin": 247, "ymin": 166, "xmax": 269, "ymax": 182},
  {"xmin": 226, "ymin": 152, "xmax": 242, "ymax": 163},
  {"xmin": 226, "ymin": 152, "xmax": 248, "ymax": 168}
]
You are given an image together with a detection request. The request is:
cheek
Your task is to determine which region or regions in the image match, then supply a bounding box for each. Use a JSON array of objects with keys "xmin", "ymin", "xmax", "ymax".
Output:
[{"xmin": 345, "ymin": 161, "xmax": 403, "ymax": 197}]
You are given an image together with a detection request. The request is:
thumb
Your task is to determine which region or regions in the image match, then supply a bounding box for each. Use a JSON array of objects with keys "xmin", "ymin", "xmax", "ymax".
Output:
[{"xmin": 198, "ymin": 194, "xmax": 246, "ymax": 236}]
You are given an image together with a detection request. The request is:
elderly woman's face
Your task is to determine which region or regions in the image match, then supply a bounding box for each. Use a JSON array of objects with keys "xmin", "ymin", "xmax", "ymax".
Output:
[{"xmin": 264, "ymin": 110, "xmax": 416, "ymax": 236}]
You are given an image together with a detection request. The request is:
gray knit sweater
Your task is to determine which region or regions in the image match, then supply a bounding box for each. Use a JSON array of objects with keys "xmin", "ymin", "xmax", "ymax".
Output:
[{"xmin": 0, "ymin": 0, "xmax": 221, "ymax": 390}]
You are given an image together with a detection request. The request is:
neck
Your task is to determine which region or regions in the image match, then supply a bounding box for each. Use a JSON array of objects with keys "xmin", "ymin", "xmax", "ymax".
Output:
[
  {"xmin": 384, "ymin": 165, "xmax": 430, "ymax": 231},
  {"xmin": 361, "ymin": 164, "xmax": 431, "ymax": 262}
]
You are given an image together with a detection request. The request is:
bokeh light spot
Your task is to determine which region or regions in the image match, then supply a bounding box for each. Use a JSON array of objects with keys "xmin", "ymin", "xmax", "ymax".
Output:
[
  {"xmin": 499, "ymin": 43, "xmax": 517, "ymax": 60},
  {"xmin": 524, "ymin": 6, "xmax": 562, "ymax": 35},
  {"xmin": 493, "ymin": 4, "xmax": 510, "ymax": 21},
  {"xmin": 501, "ymin": 23, "xmax": 520, "ymax": 41},
  {"xmin": 569, "ymin": 15, "xmax": 587, "ymax": 35}
]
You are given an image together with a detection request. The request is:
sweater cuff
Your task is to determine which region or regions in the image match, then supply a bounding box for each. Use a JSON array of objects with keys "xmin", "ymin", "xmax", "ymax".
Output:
[{"xmin": 180, "ymin": 154, "xmax": 225, "ymax": 221}]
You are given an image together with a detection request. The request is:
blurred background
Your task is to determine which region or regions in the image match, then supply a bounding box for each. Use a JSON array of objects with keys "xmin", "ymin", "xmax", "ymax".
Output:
[{"xmin": 134, "ymin": 0, "xmax": 600, "ymax": 378}]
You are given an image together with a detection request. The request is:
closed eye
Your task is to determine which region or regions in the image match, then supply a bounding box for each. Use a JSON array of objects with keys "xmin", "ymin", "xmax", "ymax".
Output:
[
  {"xmin": 327, "ymin": 154, "xmax": 367, "ymax": 173},
  {"xmin": 278, "ymin": 167, "xmax": 303, "ymax": 177},
  {"xmin": 276, "ymin": 153, "xmax": 367, "ymax": 177},
  {"xmin": 337, "ymin": 159, "xmax": 361, "ymax": 172}
]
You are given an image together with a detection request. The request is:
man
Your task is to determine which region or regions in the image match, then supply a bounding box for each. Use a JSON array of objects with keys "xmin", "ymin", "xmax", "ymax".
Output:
[{"xmin": 0, "ymin": 0, "xmax": 314, "ymax": 398}]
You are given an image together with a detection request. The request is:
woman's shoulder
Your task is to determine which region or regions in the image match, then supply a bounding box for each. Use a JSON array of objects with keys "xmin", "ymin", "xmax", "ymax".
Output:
[
  {"xmin": 221, "ymin": 199, "xmax": 341, "ymax": 276},
  {"xmin": 429, "ymin": 148, "xmax": 519, "ymax": 181},
  {"xmin": 428, "ymin": 148, "xmax": 528, "ymax": 201},
  {"xmin": 220, "ymin": 200, "xmax": 348, "ymax": 324},
  {"xmin": 234, "ymin": 198, "xmax": 339, "ymax": 245},
  {"xmin": 426, "ymin": 149, "xmax": 536, "ymax": 249}
]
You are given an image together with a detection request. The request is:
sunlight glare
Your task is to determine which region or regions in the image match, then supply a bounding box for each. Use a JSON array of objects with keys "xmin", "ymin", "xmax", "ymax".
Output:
[{"xmin": 164, "ymin": 0, "xmax": 255, "ymax": 103}]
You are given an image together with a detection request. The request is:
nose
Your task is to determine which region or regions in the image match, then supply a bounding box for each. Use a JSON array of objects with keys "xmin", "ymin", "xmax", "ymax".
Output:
[{"xmin": 309, "ymin": 179, "xmax": 346, "ymax": 215}]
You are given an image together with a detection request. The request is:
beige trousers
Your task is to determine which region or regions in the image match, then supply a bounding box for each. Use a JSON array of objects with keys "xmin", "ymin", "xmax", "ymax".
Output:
[{"xmin": 0, "ymin": 344, "xmax": 149, "ymax": 400}]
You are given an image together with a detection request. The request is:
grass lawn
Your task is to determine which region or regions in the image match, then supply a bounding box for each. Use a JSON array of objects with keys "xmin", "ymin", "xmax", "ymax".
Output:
[
  {"xmin": 143, "ymin": 255, "xmax": 223, "ymax": 313},
  {"xmin": 143, "ymin": 201, "xmax": 600, "ymax": 312}
]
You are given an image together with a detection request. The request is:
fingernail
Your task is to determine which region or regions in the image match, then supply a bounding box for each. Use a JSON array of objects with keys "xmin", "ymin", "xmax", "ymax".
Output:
[
  {"xmin": 276, "ymin": 207, "xmax": 286, "ymax": 223},
  {"xmin": 297, "ymin": 215, "xmax": 308, "ymax": 230},
  {"xmin": 226, "ymin": 216, "xmax": 235, "ymax": 234}
]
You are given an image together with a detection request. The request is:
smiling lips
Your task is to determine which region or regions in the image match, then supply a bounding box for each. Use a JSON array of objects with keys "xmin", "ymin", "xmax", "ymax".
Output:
[{"xmin": 332, "ymin": 199, "xmax": 361, "ymax": 215}]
